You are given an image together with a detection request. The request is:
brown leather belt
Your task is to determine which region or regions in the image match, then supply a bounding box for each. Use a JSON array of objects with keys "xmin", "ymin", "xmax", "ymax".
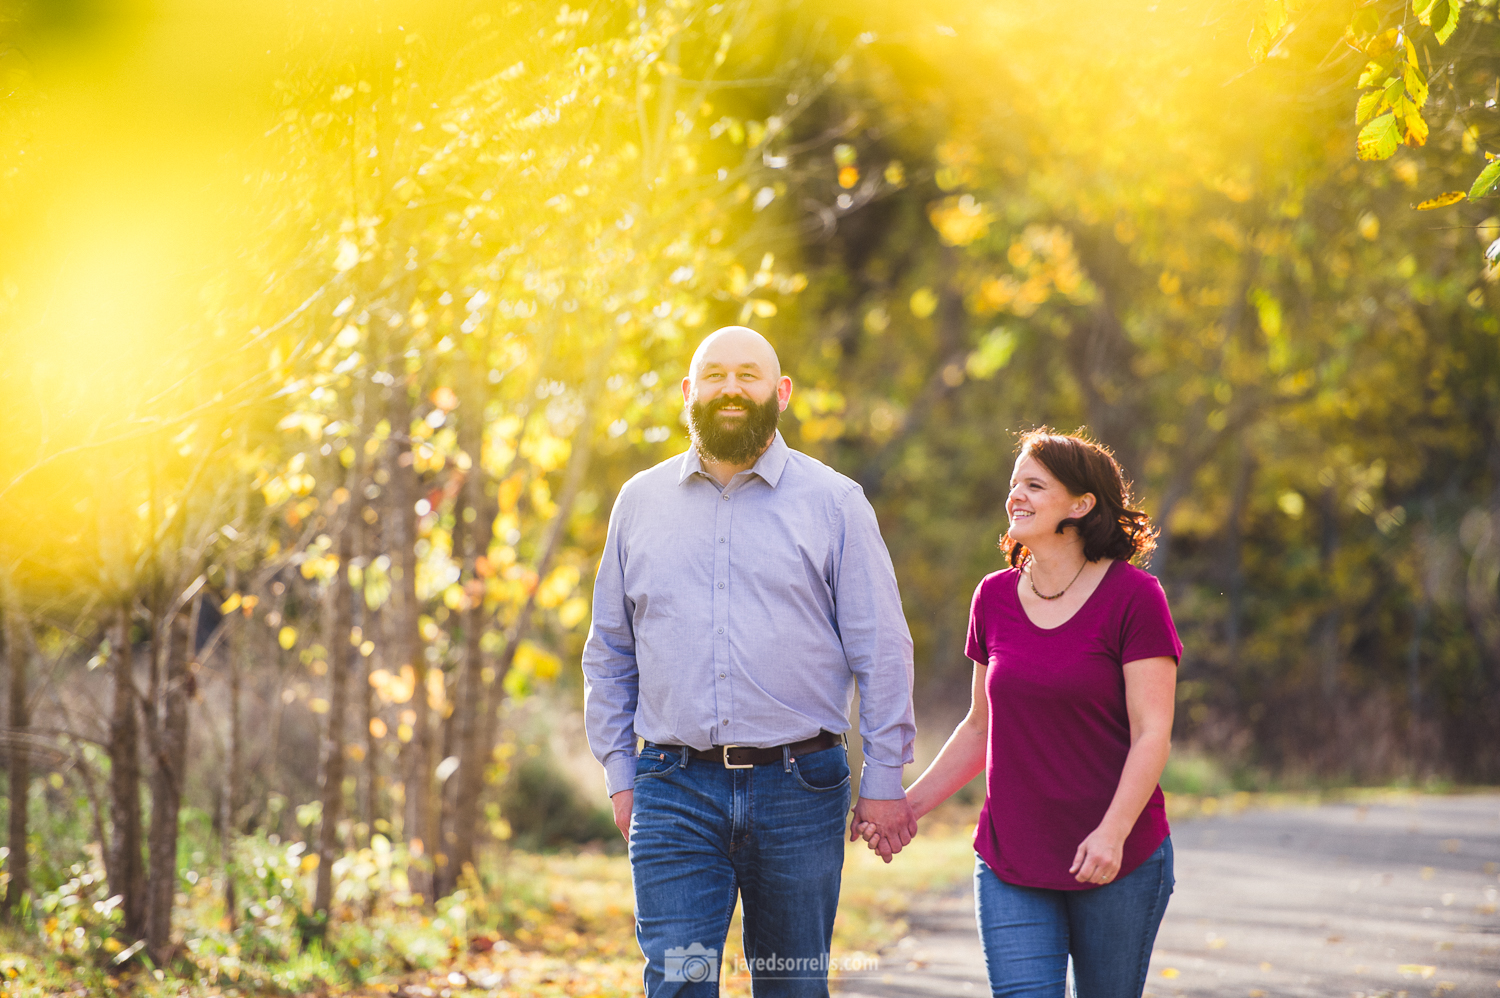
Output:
[{"xmin": 651, "ymin": 730, "xmax": 843, "ymax": 769}]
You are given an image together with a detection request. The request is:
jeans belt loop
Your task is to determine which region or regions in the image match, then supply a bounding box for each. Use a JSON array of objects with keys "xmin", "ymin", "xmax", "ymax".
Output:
[{"xmin": 782, "ymin": 745, "xmax": 792, "ymax": 773}]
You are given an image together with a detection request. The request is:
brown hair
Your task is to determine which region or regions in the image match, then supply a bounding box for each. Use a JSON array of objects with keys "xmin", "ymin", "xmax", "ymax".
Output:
[{"xmin": 999, "ymin": 427, "xmax": 1158, "ymax": 568}]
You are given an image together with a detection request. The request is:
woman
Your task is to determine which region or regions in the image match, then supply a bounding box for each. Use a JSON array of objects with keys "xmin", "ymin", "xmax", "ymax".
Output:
[{"xmin": 861, "ymin": 428, "xmax": 1180, "ymax": 998}]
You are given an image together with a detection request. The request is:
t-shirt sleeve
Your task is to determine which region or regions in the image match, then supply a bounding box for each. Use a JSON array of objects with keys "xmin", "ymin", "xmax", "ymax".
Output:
[
  {"xmin": 1120, "ymin": 573, "xmax": 1183, "ymax": 665},
  {"xmin": 965, "ymin": 577, "xmax": 989, "ymax": 665}
]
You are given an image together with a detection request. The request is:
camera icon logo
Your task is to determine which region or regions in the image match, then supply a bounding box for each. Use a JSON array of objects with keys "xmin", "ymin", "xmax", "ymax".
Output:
[{"xmin": 664, "ymin": 942, "xmax": 719, "ymax": 982}]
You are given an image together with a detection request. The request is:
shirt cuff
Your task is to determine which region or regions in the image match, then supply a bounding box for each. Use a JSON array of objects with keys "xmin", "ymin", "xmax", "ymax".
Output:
[
  {"xmin": 857, "ymin": 759, "xmax": 907, "ymax": 800},
  {"xmin": 604, "ymin": 751, "xmax": 638, "ymax": 797}
]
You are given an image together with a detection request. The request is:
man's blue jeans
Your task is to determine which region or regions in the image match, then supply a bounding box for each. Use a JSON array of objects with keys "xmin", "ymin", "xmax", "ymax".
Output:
[
  {"xmin": 974, "ymin": 837, "xmax": 1174, "ymax": 998},
  {"xmin": 629, "ymin": 741, "xmax": 852, "ymax": 997}
]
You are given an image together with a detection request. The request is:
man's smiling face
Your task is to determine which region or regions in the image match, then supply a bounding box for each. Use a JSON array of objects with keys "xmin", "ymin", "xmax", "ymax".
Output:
[{"xmin": 683, "ymin": 326, "xmax": 791, "ymax": 465}]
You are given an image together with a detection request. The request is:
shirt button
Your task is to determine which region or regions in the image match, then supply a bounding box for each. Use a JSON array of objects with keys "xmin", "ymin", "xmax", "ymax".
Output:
[
  {"xmin": 717, "ymin": 627, "xmax": 724, "ymax": 634},
  {"xmin": 722, "ymin": 494, "xmax": 730, "ymax": 501},
  {"xmin": 719, "ymin": 673, "xmax": 726, "ymax": 679},
  {"xmin": 722, "ymin": 719, "xmax": 729, "ymax": 725},
  {"xmin": 717, "ymin": 582, "xmax": 724, "ymax": 589},
  {"xmin": 719, "ymin": 537, "xmax": 725, "ymax": 543}
]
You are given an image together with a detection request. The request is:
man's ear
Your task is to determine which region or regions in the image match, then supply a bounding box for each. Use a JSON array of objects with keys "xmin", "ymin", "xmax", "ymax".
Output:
[
  {"xmin": 682, "ymin": 376, "xmax": 693, "ymax": 404},
  {"xmin": 776, "ymin": 375, "xmax": 792, "ymax": 411}
]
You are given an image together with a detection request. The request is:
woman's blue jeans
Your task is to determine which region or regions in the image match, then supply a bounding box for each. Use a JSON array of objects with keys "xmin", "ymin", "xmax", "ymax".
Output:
[
  {"xmin": 974, "ymin": 837, "xmax": 1174, "ymax": 998},
  {"xmin": 629, "ymin": 742, "xmax": 852, "ymax": 997}
]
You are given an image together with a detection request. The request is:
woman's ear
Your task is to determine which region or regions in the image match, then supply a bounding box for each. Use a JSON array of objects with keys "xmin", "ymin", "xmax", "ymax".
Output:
[{"xmin": 1073, "ymin": 492, "xmax": 1096, "ymax": 518}]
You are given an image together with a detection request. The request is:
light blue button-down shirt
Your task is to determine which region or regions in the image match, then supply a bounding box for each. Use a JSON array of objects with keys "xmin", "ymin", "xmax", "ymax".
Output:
[{"xmin": 582, "ymin": 431, "xmax": 916, "ymax": 799}]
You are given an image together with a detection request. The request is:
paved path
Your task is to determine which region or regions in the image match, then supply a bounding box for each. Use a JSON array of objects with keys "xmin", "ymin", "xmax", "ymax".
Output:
[{"xmin": 835, "ymin": 793, "xmax": 1500, "ymax": 997}]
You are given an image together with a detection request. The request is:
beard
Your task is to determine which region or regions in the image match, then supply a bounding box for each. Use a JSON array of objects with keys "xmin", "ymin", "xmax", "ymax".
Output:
[{"xmin": 688, "ymin": 392, "xmax": 781, "ymax": 465}]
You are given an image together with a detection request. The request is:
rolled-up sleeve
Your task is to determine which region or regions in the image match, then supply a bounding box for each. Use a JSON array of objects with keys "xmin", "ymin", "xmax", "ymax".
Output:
[
  {"xmin": 581, "ymin": 494, "xmax": 640, "ymax": 797},
  {"xmin": 831, "ymin": 488, "xmax": 916, "ymax": 799}
]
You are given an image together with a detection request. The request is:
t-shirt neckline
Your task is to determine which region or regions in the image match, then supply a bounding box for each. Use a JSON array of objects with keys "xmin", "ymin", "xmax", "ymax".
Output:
[{"xmin": 1014, "ymin": 558, "xmax": 1121, "ymax": 632}]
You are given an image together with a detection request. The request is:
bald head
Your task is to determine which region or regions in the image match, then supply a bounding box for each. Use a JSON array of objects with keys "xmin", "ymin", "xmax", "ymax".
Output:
[{"xmin": 688, "ymin": 325, "xmax": 782, "ymax": 381}]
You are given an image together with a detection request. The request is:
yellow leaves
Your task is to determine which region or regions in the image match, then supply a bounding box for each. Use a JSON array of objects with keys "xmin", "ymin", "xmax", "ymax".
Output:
[
  {"xmin": 1414, "ymin": 191, "xmax": 1467, "ymax": 210},
  {"xmin": 309, "ymin": 697, "xmax": 330, "ymax": 714},
  {"xmin": 1397, "ymin": 964, "xmax": 1436, "ymax": 978},
  {"xmin": 1404, "ymin": 108, "xmax": 1429, "ymax": 147},
  {"xmin": 1159, "ymin": 966, "xmax": 1180, "ymax": 978},
  {"xmin": 557, "ymin": 597, "xmax": 589, "ymax": 629},
  {"xmin": 505, "ymin": 641, "xmax": 563, "ymax": 699},
  {"xmin": 520, "ymin": 431, "xmax": 571, "ymax": 473},
  {"xmin": 430, "ymin": 386, "xmax": 459, "ymax": 411},
  {"xmin": 1248, "ymin": 0, "xmax": 1303, "ymax": 61},
  {"xmin": 928, "ymin": 194, "xmax": 993, "ymax": 247},
  {"xmin": 333, "ymin": 238, "xmax": 360, "ymax": 272},
  {"xmin": 300, "ymin": 854, "xmax": 320, "ymax": 873},
  {"xmin": 1358, "ymin": 211, "xmax": 1381, "ymax": 240},
  {"xmin": 369, "ymin": 665, "xmax": 416, "ymax": 704},
  {"xmin": 909, "ymin": 287, "xmax": 939, "ymax": 319},
  {"xmin": 536, "ymin": 564, "xmax": 581, "ymax": 609},
  {"xmin": 427, "ymin": 666, "xmax": 446, "ymax": 711},
  {"xmin": 278, "ymin": 626, "xmax": 298, "ymax": 650},
  {"xmin": 838, "ymin": 166, "xmax": 859, "ymax": 189}
]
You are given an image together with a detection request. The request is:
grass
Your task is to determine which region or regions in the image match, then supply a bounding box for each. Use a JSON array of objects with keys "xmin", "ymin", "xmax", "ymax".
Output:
[
  {"xmin": 4, "ymin": 779, "xmax": 1490, "ymax": 996},
  {"xmin": 0, "ymin": 820, "xmax": 981, "ymax": 998}
]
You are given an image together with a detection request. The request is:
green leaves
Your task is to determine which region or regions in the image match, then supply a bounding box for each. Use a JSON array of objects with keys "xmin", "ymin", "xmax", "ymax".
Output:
[
  {"xmin": 1357, "ymin": 113, "xmax": 1400, "ymax": 161},
  {"xmin": 1352, "ymin": 31, "xmax": 1431, "ymax": 159},
  {"xmin": 1248, "ymin": 0, "xmax": 1302, "ymax": 62},
  {"xmin": 1416, "ymin": 0, "xmax": 1465, "ymax": 45},
  {"xmin": 1469, "ymin": 158, "xmax": 1500, "ymax": 199}
]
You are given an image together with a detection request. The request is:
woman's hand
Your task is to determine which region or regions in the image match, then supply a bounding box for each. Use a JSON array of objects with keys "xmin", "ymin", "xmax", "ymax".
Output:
[
  {"xmin": 1069, "ymin": 825, "xmax": 1126, "ymax": 885},
  {"xmin": 854, "ymin": 820, "xmax": 888, "ymax": 858}
]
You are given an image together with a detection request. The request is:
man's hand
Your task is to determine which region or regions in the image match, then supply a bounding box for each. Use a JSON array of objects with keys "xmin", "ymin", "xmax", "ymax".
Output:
[
  {"xmin": 611, "ymin": 789, "xmax": 634, "ymax": 841},
  {"xmin": 849, "ymin": 796, "xmax": 918, "ymax": 863}
]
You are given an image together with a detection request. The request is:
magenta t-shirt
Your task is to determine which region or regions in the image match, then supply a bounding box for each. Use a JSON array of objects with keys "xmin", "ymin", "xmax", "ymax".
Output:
[{"xmin": 966, "ymin": 559, "xmax": 1181, "ymax": 891}]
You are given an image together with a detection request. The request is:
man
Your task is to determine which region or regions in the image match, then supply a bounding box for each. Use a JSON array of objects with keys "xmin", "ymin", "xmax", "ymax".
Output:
[{"xmin": 582, "ymin": 326, "xmax": 918, "ymax": 996}]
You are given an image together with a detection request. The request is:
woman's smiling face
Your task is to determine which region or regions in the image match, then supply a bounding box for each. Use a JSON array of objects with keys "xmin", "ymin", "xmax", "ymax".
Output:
[{"xmin": 1006, "ymin": 451, "xmax": 1094, "ymax": 543}]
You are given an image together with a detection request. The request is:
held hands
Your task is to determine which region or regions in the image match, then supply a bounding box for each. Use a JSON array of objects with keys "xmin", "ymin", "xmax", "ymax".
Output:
[
  {"xmin": 848, "ymin": 796, "xmax": 918, "ymax": 864},
  {"xmin": 1069, "ymin": 825, "xmax": 1125, "ymax": 885}
]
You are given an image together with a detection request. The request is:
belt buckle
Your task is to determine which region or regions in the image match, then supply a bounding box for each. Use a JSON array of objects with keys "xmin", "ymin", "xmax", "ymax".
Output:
[{"xmin": 721, "ymin": 745, "xmax": 754, "ymax": 769}]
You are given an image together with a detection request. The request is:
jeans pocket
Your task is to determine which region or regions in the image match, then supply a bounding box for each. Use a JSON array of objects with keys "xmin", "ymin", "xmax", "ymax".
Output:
[
  {"xmin": 634, "ymin": 746, "xmax": 683, "ymax": 782},
  {"xmin": 790, "ymin": 747, "xmax": 850, "ymax": 793}
]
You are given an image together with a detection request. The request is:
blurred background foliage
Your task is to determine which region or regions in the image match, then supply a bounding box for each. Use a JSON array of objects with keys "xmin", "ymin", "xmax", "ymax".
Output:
[{"xmin": 1, "ymin": 0, "xmax": 1500, "ymax": 984}]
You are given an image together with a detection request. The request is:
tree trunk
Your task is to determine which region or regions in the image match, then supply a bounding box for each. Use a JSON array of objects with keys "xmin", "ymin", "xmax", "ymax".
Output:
[
  {"xmin": 442, "ymin": 364, "xmax": 494, "ymax": 897},
  {"xmin": 1317, "ymin": 485, "xmax": 1341, "ymax": 701},
  {"xmin": 1224, "ymin": 440, "xmax": 1255, "ymax": 674},
  {"xmin": 109, "ymin": 601, "xmax": 146, "ymax": 938},
  {"xmin": 2, "ymin": 593, "xmax": 29, "ymax": 922},
  {"xmin": 387, "ymin": 374, "xmax": 435, "ymax": 902},
  {"xmin": 220, "ymin": 579, "xmax": 243, "ymax": 932},
  {"xmin": 145, "ymin": 601, "xmax": 192, "ymax": 965},
  {"xmin": 313, "ymin": 497, "xmax": 357, "ymax": 920}
]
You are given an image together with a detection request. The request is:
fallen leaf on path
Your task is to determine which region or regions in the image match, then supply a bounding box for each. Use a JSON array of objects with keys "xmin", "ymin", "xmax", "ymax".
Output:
[
  {"xmin": 1397, "ymin": 963, "xmax": 1436, "ymax": 978},
  {"xmin": 1160, "ymin": 967, "xmax": 1179, "ymax": 978}
]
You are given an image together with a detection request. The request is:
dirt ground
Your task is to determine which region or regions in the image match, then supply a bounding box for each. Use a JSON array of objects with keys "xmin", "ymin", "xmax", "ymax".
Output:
[{"xmin": 832, "ymin": 792, "xmax": 1500, "ymax": 998}]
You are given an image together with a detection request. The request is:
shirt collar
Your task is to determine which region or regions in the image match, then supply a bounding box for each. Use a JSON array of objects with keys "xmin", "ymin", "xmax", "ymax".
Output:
[{"xmin": 679, "ymin": 430, "xmax": 790, "ymax": 488}]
